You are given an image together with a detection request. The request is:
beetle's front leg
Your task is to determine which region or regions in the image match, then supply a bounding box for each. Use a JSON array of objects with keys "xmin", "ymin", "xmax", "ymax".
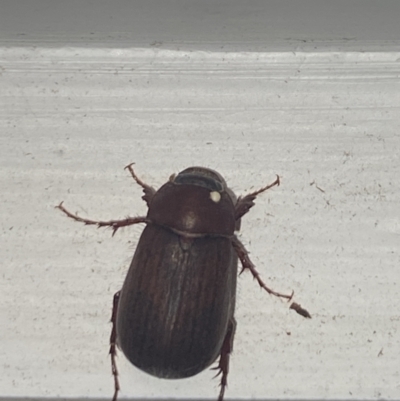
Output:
[
  {"xmin": 213, "ymin": 317, "xmax": 236, "ymax": 401},
  {"xmin": 110, "ymin": 291, "xmax": 121, "ymax": 401},
  {"xmin": 124, "ymin": 163, "xmax": 157, "ymax": 206},
  {"xmin": 56, "ymin": 202, "xmax": 147, "ymax": 236},
  {"xmin": 235, "ymin": 175, "xmax": 280, "ymax": 220},
  {"xmin": 232, "ymin": 236, "xmax": 293, "ymax": 301}
]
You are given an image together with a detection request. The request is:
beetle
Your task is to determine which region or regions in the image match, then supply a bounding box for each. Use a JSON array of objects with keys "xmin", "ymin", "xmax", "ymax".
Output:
[{"xmin": 57, "ymin": 164, "xmax": 294, "ymax": 401}]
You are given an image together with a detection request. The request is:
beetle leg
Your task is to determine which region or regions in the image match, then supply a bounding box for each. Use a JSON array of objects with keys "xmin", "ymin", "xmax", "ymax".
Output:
[
  {"xmin": 110, "ymin": 291, "xmax": 121, "ymax": 401},
  {"xmin": 232, "ymin": 236, "xmax": 294, "ymax": 301},
  {"xmin": 124, "ymin": 163, "xmax": 157, "ymax": 206},
  {"xmin": 235, "ymin": 175, "xmax": 280, "ymax": 220},
  {"xmin": 212, "ymin": 317, "xmax": 236, "ymax": 401},
  {"xmin": 56, "ymin": 202, "xmax": 147, "ymax": 236}
]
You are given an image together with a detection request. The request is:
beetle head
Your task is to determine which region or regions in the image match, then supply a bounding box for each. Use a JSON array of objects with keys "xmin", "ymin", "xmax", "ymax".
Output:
[{"xmin": 173, "ymin": 167, "xmax": 226, "ymax": 192}]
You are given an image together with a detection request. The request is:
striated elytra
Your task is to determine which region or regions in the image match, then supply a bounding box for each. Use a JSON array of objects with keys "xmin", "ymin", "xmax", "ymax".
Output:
[{"xmin": 57, "ymin": 164, "xmax": 294, "ymax": 401}]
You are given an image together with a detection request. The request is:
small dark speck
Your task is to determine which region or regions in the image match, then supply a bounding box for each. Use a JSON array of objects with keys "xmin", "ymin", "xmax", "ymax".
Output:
[{"xmin": 150, "ymin": 41, "xmax": 163, "ymax": 47}]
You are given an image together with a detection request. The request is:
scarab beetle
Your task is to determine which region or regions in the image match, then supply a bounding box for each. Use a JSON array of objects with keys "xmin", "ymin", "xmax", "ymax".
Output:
[{"xmin": 57, "ymin": 164, "xmax": 293, "ymax": 401}]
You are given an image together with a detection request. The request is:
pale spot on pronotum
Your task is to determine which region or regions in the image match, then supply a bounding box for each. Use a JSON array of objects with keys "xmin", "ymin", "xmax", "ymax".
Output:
[
  {"xmin": 183, "ymin": 211, "xmax": 196, "ymax": 229},
  {"xmin": 210, "ymin": 191, "xmax": 221, "ymax": 203}
]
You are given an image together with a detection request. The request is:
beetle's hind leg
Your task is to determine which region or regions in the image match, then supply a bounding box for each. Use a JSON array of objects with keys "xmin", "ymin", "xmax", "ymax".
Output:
[
  {"xmin": 124, "ymin": 163, "xmax": 156, "ymax": 206},
  {"xmin": 232, "ymin": 236, "xmax": 294, "ymax": 301},
  {"xmin": 213, "ymin": 318, "xmax": 236, "ymax": 401},
  {"xmin": 56, "ymin": 202, "xmax": 147, "ymax": 236},
  {"xmin": 235, "ymin": 175, "xmax": 280, "ymax": 220},
  {"xmin": 110, "ymin": 291, "xmax": 121, "ymax": 401}
]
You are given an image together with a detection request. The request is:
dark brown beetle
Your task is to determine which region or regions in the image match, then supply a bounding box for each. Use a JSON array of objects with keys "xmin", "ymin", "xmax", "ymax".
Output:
[{"xmin": 57, "ymin": 164, "xmax": 293, "ymax": 401}]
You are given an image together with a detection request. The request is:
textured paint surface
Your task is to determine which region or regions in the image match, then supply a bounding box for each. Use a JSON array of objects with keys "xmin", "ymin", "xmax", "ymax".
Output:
[{"xmin": 1, "ymin": 1, "xmax": 400, "ymax": 400}]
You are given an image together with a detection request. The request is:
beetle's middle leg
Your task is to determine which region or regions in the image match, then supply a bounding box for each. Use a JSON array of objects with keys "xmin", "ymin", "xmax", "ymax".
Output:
[
  {"xmin": 213, "ymin": 317, "xmax": 236, "ymax": 401},
  {"xmin": 232, "ymin": 236, "xmax": 294, "ymax": 301},
  {"xmin": 110, "ymin": 291, "xmax": 121, "ymax": 401},
  {"xmin": 56, "ymin": 202, "xmax": 147, "ymax": 236}
]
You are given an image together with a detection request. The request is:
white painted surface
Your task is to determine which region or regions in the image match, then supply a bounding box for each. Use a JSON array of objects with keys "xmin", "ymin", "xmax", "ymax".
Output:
[{"xmin": 1, "ymin": 1, "xmax": 400, "ymax": 400}]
